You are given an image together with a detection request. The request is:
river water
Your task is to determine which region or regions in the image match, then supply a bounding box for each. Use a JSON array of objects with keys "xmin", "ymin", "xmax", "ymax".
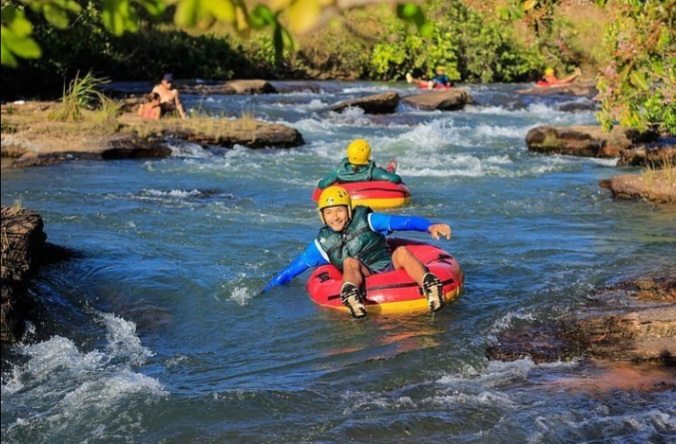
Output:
[{"xmin": 1, "ymin": 81, "xmax": 675, "ymax": 444}]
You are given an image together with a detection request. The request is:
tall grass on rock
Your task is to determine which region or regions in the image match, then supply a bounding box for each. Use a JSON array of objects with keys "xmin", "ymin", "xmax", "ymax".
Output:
[{"xmin": 50, "ymin": 71, "xmax": 114, "ymax": 122}]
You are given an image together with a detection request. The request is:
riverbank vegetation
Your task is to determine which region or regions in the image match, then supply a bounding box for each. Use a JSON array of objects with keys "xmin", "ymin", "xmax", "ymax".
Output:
[{"xmin": 1, "ymin": 0, "xmax": 674, "ymax": 133}]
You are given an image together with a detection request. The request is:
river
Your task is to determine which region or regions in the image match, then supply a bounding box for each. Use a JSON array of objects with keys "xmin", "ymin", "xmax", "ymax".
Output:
[{"xmin": 1, "ymin": 81, "xmax": 675, "ymax": 444}]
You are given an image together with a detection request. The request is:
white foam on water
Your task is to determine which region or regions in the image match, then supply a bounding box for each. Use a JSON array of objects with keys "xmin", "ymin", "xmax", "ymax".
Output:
[
  {"xmin": 467, "ymin": 105, "xmax": 521, "ymax": 116},
  {"xmin": 327, "ymin": 107, "xmax": 374, "ymax": 127},
  {"xmin": 229, "ymin": 286, "xmax": 256, "ymax": 306},
  {"xmin": 140, "ymin": 188, "xmax": 205, "ymax": 199},
  {"xmin": 307, "ymin": 98, "xmax": 329, "ymax": 110},
  {"xmin": 98, "ymin": 312, "xmax": 154, "ymax": 366},
  {"xmin": 221, "ymin": 273, "xmax": 258, "ymax": 306},
  {"xmin": 397, "ymin": 118, "xmax": 465, "ymax": 149},
  {"xmin": 292, "ymin": 116, "xmax": 343, "ymax": 134},
  {"xmin": 591, "ymin": 157, "xmax": 619, "ymax": 167},
  {"xmin": 486, "ymin": 310, "xmax": 537, "ymax": 345},
  {"xmin": 341, "ymin": 84, "xmax": 392, "ymax": 94},
  {"xmin": 474, "ymin": 123, "xmax": 530, "ymax": 139},
  {"xmin": 526, "ymin": 103, "xmax": 562, "ymax": 115},
  {"xmin": 165, "ymin": 140, "xmax": 211, "ymax": 158},
  {"xmin": 339, "ymin": 357, "xmax": 586, "ymax": 424},
  {"xmin": 429, "ymin": 389, "xmax": 518, "ymax": 409},
  {"xmin": 2, "ymin": 312, "xmax": 165, "ymax": 436}
]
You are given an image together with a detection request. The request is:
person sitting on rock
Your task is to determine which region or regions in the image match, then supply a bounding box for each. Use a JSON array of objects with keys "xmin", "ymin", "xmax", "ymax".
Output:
[
  {"xmin": 317, "ymin": 139, "xmax": 401, "ymax": 189},
  {"xmin": 137, "ymin": 92, "xmax": 161, "ymax": 120},
  {"xmin": 151, "ymin": 73, "xmax": 187, "ymax": 119}
]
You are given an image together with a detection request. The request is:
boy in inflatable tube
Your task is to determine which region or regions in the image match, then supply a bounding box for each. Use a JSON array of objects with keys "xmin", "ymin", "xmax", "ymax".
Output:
[
  {"xmin": 538, "ymin": 66, "xmax": 582, "ymax": 87},
  {"xmin": 406, "ymin": 66, "xmax": 453, "ymax": 89},
  {"xmin": 317, "ymin": 139, "xmax": 401, "ymax": 189},
  {"xmin": 262, "ymin": 186, "xmax": 452, "ymax": 318}
]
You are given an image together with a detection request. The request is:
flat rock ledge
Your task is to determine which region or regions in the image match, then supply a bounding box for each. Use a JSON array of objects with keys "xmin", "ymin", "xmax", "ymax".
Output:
[
  {"xmin": 525, "ymin": 125, "xmax": 660, "ymax": 158},
  {"xmin": 400, "ymin": 89, "xmax": 473, "ymax": 111},
  {"xmin": 330, "ymin": 89, "xmax": 474, "ymax": 114},
  {"xmin": 1, "ymin": 206, "xmax": 77, "ymax": 343},
  {"xmin": 166, "ymin": 119, "xmax": 305, "ymax": 149},
  {"xmin": 525, "ymin": 126, "xmax": 674, "ymax": 204},
  {"xmin": 106, "ymin": 79, "xmax": 278, "ymax": 99},
  {"xmin": 331, "ymin": 91, "xmax": 401, "ymax": 114},
  {"xmin": 600, "ymin": 171, "xmax": 676, "ymax": 204},
  {"xmin": 516, "ymin": 80, "xmax": 598, "ymax": 97},
  {"xmin": 486, "ymin": 274, "xmax": 676, "ymax": 366},
  {"xmin": 180, "ymin": 79, "xmax": 278, "ymax": 96},
  {"xmin": 2, "ymin": 107, "xmax": 305, "ymax": 168}
]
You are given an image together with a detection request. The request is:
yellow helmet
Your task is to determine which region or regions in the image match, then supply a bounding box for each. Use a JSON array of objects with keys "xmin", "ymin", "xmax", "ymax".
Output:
[
  {"xmin": 436, "ymin": 66, "xmax": 445, "ymax": 72},
  {"xmin": 346, "ymin": 139, "xmax": 371, "ymax": 165},
  {"xmin": 544, "ymin": 67, "xmax": 555, "ymax": 76},
  {"xmin": 317, "ymin": 186, "xmax": 352, "ymax": 224}
]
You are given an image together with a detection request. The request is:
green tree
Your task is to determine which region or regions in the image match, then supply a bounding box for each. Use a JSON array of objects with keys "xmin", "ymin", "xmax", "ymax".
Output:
[
  {"xmin": 1, "ymin": 0, "xmax": 429, "ymax": 68},
  {"xmin": 2, "ymin": 0, "xmax": 674, "ymax": 134},
  {"xmin": 594, "ymin": 0, "xmax": 675, "ymax": 133},
  {"xmin": 370, "ymin": 0, "xmax": 541, "ymax": 83}
]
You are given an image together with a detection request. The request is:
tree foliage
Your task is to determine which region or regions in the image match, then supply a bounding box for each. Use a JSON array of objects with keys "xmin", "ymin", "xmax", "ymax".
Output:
[
  {"xmin": 1, "ymin": 0, "xmax": 428, "ymax": 68},
  {"xmin": 594, "ymin": 0, "xmax": 675, "ymax": 133},
  {"xmin": 1, "ymin": 0, "xmax": 674, "ymax": 134},
  {"xmin": 370, "ymin": 0, "xmax": 540, "ymax": 82}
]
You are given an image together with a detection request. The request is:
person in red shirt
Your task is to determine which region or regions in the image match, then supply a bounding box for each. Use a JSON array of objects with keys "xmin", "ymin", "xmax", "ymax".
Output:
[{"xmin": 137, "ymin": 92, "xmax": 161, "ymax": 119}]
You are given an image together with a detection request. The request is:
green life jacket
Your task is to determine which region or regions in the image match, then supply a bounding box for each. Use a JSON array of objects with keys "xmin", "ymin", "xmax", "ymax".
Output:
[
  {"xmin": 316, "ymin": 206, "xmax": 392, "ymax": 272},
  {"xmin": 336, "ymin": 158, "xmax": 376, "ymax": 183}
]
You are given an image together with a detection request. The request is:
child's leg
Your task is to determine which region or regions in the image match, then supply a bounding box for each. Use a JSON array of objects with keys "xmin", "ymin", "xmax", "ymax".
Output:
[{"xmin": 391, "ymin": 246, "xmax": 444, "ymax": 311}]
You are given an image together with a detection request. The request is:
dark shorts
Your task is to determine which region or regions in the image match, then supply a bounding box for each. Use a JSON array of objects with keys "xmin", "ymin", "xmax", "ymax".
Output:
[
  {"xmin": 160, "ymin": 102, "xmax": 177, "ymax": 117},
  {"xmin": 367, "ymin": 261, "xmax": 394, "ymax": 275}
]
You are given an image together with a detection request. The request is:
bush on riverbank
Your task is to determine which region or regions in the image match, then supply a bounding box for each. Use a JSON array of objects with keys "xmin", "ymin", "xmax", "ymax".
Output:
[{"xmin": 1, "ymin": 0, "xmax": 610, "ymax": 101}]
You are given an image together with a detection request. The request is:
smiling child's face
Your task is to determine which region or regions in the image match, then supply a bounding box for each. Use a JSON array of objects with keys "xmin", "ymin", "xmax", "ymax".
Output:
[{"xmin": 322, "ymin": 206, "xmax": 350, "ymax": 232}]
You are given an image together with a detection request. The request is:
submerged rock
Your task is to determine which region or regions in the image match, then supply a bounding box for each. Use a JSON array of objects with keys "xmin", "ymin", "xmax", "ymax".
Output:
[
  {"xmin": 525, "ymin": 125, "xmax": 659, "ymax": 158},
  {"xmin": 486, "ymin": 275, "xmax": 676, "ymax": 365}
]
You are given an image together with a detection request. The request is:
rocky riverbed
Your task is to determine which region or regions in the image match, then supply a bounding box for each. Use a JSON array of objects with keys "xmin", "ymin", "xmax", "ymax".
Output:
[{"xmin": 2, "ymin": 88, "xmax": 674, "ymax": 386}]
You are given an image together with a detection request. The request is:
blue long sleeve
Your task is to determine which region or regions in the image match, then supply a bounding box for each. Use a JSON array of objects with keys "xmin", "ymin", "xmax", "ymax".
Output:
[
  {"xmin": 262, "ymin": 241, "xmax": 328, "ymax": 293},
  {"xmin": 369, "ymin": 212, "xmax": 433, "ymax": 235}
]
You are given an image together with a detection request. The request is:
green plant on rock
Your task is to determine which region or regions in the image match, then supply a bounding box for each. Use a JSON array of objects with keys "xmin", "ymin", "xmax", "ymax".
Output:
[{"xmin": 51, "ymin": 71, "xmax": 109, "ymax": 122}]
